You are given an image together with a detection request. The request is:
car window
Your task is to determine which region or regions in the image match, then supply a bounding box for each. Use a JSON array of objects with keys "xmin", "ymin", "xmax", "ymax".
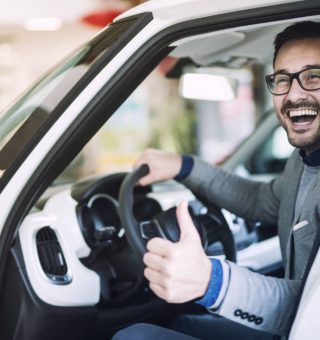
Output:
[
  {"xmin": 244, "ymin": 125, "xmax": 294, "ymax": 175},
  {"xmin": 55, "ymin": 64, "xmax": 263, "ymax": 184},
  {"xmin": 0, "ymin": 18, "xmax": 140, "ymax": 177}
]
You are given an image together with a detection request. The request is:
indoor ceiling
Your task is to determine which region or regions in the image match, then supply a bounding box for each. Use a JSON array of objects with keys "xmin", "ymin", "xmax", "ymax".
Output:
[
  {"xmin": 0, "ymin": 0, "xmax": 127, "ymax": 26},
  {"xmin": 0, "ymin": 0, "xmax": 138, "ymax": 110}
]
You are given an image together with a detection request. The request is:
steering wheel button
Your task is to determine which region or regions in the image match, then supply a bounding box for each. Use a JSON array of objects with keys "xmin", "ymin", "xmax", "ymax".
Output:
[{"xmin": 140, "ymin": 221, "xmax": 162, "ymax": 239}]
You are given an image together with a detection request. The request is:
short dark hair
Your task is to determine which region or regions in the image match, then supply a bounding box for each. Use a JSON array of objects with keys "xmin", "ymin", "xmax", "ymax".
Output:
[{"xmin": 273, "ymin": 21, "xmax": 320, "ymax": 66}]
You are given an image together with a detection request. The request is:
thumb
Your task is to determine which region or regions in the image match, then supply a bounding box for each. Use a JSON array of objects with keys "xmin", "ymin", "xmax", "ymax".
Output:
[{"xmin": 176, "ymin": 200, "xmax": 201, "ymax": 242}]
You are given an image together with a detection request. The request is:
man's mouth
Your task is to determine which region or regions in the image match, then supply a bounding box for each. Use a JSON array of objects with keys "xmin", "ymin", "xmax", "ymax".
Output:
[{"xmin": 287, "ymin": 109, "xmax": 318, "ymax": 125}]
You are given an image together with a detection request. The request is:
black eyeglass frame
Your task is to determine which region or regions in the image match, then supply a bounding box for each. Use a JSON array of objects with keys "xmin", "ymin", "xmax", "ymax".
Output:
[{"xmin": 265, "ymin": 67, "xmax": 320, "ymax": 96}]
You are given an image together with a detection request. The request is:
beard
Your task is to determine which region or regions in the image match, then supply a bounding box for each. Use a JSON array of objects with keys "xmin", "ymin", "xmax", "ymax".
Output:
[
  {"xmin": 279, "ymin": 100, "xmax": 320, "ymax": 152},
  {"xmin": 286, "ymin": 128, "xmax": 320, "ymax": 149},
  {"xmin": 280, "ymin": 100, "xmax": 320, "ymax": 115}
]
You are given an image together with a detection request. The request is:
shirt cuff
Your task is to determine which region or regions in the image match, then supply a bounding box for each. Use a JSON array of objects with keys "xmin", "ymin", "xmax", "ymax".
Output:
[
  {"xmin": 209, "ymin": 259, "xmax": 230, "ymax": 310},
  {"xmin": 196, "ymin": 258, "xmax": 223, "ymax": 307},
  {"xmin": 174, "ymin": 155, "xmax": 194, "ymax": 181}
]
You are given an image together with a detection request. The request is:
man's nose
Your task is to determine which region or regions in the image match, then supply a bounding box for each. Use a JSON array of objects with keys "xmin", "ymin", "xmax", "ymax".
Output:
[{"xmin": 286, "ymin": 78, "xmax": 308, "ymax": 101}]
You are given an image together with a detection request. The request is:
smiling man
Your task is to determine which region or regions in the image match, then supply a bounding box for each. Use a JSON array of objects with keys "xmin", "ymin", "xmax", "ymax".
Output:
[
  {"xmin": 113, "ymin": 21, "xmax": 320, "ymax": 340},
  {"xmin": 270, "ymin": 38, "xmax": 320, "ymax": 152}
]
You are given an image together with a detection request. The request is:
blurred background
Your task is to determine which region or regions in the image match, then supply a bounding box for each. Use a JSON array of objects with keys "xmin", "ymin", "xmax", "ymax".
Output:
[
  {"xmin": 1, "ymin": 0, "xmax": 287, "ymax": 182},
  {"xmin": 0, "ymin": 0, "xmax": 145, "ymax": 111}
]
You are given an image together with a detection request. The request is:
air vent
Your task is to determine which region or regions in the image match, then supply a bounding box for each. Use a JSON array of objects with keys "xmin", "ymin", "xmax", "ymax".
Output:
[{"xmin": 36, "ymin": 227, "xmax": 71, "ymax": 284}]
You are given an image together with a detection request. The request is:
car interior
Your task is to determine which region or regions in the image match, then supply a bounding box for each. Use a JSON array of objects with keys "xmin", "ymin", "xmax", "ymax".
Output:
[{"xmin": 0, "ymin": 10, "xmax": 319, "ymax": 340}]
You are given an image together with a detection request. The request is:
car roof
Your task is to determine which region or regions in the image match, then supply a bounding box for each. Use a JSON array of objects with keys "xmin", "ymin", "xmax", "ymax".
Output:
[
  {"xmin": 116, "ymin": 0, "xmax": 301, "ymax": 23},
  {"xmin": 169, "ymin": 24, "xmax": 287, "ymax": 67},
  {"xmin": 115, "ymin": 0, "xmax": 319, "ymax": 69}
]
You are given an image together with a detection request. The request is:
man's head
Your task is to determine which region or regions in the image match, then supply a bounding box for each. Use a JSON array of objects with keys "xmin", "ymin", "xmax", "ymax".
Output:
[{"xmin": 270, "ymin": 21, "xmax": 320, "ymax": 153}]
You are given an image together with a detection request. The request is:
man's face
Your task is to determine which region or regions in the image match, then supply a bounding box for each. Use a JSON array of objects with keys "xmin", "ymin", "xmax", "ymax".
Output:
[{"xmin": 273, "ymin": 38, "xmax": 320, "ymax": 154}]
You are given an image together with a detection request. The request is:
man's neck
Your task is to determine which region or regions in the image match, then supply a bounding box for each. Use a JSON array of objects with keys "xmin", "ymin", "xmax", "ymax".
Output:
[
  {"xmin": 299, "ymin": 147, "xmax": 320, "ymax": 167},
  {"xmin": 303, "ymin": 143, "xmax": 320, "ymax": 156}
]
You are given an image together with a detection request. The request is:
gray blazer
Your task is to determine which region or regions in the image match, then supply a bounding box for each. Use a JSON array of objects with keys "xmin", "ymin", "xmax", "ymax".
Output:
[{"xmin": 182, "ymin": 150, "xmax": 320, "ymax": 336}]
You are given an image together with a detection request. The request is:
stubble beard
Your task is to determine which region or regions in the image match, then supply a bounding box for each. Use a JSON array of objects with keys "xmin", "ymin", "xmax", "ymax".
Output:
[
  {"xmin": 283, "ymin": 121, "xmax": 320, "ymax": 152},
  {"xmin": 278, "ymin": 100, "xmax": 320, "ymax": 152}
]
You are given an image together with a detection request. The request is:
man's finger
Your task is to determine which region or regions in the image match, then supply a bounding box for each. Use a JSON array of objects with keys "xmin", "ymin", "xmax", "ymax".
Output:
[
  {"xmin": 143, "ymin": 251, "xmax": 167, "ymax": 271},
  {"xmin": 146, "ymin": 237, "xmax": 174, "ymax": 256},
  {"xmin": 176, "ymin": 200, "xmax": 201, "ymax": 242},
  {"xmin": 149, "ymin": 282, "xmax": 168, "ymax": 301},
  {"xmin": 144, "ymin": 267, "xmax": 166, "ymax": 285}
]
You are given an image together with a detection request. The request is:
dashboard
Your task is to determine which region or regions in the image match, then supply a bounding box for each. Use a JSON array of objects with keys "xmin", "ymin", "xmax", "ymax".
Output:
[{"xmin": 18, "ymin": 171, "xmax": 282, "ymax": 307}]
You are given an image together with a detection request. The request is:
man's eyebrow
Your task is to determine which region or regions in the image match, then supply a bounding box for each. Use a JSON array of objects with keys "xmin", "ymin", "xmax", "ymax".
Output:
[
  {"xmin": 304, "ymin": 64, "xmax": 320, "ymax": 69},
  {"xmin": 273, "ymin": 68, "xmax": 287, "ymax": 74},
  {"xmin": 274, "ymin": 65, "xmax": 320, "ymax": 74}
]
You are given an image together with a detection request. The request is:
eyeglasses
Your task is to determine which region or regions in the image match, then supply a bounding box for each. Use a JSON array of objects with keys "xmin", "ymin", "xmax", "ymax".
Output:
[{"xmin": 265, "ymin": 67, "xmax": 320, "ymax": 95}]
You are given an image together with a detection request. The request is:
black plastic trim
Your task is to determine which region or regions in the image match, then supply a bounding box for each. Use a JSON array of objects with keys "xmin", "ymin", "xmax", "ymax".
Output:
[
  {"xmin": 36, "ymin": 227, "xmax": 71, "ymax": 283},
  {"xmin": 0, "ymin": 239, "xmax": 169, "ymax": 340}
]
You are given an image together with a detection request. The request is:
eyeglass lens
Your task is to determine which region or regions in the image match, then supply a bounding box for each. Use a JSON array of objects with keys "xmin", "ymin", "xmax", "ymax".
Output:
[{"xmin": 268, "ymin": 68, "xmax": 320, "ymax": 95}]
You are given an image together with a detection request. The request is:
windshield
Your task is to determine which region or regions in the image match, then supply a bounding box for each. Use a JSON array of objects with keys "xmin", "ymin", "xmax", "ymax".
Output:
[{"xmin": 0, "ymin": 18, "xmax": 137, "ymax": 177}]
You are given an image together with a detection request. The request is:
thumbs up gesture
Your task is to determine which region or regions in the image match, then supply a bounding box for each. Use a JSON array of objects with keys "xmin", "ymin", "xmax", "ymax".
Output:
[{"xmin": 143, "ymin": 200, "xmax": 212, "ymax": 303}]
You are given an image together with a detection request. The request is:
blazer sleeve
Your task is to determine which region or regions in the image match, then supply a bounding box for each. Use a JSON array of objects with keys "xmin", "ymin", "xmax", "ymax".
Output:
[
  {"xmin": 213, "ymin": 262, "xmax": 300, "ymax": 336},
  {"xmin": 182, "ymin": 157, "xmax": 284, "ymax": 226}
]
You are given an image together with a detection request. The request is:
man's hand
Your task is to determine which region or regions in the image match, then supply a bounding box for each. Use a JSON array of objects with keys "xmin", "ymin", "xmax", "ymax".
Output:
[
  {"xmin": 143, "ymin": 200, "xmax": 212, "ymax": 303},
  {"xmin": 134, "ymin": 148, "xmax": 182, "ymax": 186}
]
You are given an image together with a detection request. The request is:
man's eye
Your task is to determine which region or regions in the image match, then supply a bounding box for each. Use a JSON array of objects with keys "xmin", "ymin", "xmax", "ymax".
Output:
[
  {"xmin": 307, "ymin": 73, "xmax": 320, "ymax": 79},
  {"xmin": 275, "ymin": 76, "xmax": 290, "ymax": 85},
  {"xmin": 303, "ymin": 69, "xmax": 320, "ymax": 80}
]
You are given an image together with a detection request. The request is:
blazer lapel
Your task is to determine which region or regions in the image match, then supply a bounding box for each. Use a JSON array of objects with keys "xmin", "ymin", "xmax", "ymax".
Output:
[{"xmin": 282, "ymin": 153, "xmax": 304, "ymax": 278}]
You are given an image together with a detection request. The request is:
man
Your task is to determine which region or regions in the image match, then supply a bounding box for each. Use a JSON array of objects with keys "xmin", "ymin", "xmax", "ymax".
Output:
[{"xmin": 114, "ymin": 21, "xmax": 320, "ymax": 339}]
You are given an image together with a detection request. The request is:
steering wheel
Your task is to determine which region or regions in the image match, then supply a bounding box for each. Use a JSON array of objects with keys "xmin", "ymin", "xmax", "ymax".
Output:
[{"xmin": 119, "ymin": 164, "xmax": 236, "ymax": 262}]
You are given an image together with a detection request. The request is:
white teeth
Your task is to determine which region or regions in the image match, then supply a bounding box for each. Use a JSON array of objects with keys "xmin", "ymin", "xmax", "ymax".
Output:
[{"xmin": 289, "ymin": 109, "xmax": 318, "ymax": 117}]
